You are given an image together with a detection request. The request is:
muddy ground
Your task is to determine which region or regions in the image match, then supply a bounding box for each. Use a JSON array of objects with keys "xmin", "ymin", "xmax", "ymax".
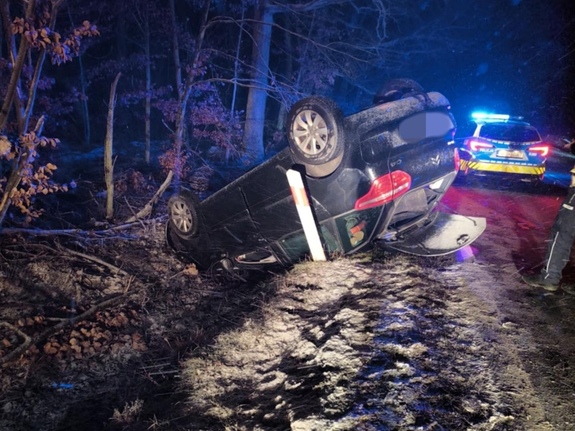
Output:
[{"xmin": 1, "ymin": 177, "xmax": 575, "ymax": 431}]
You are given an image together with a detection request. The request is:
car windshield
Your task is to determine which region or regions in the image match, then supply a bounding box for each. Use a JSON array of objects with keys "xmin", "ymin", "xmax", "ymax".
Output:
[{"xmin": 479, "ymin": 124, "xmax": 541, "ymax": 142}]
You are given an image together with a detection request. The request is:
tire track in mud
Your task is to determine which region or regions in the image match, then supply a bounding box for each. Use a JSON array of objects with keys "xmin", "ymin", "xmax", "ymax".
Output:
[
  {"xmin": 419, "ymin": 260, "xmax": 554, "ymax": 431},
  {"xmin": 461, "ymin": 259, "xmax": 575, "ymax": 431},
  {"xmin": 340, "ymin": 257, "xmax": 543, "ymax": 431},
  {"xmin": 180, "ymin": 255, "xmax": 552, "ymax": 430},
  {"xmin": 182, "ymin": 259, "xmax": 380, "ymax": 430}
]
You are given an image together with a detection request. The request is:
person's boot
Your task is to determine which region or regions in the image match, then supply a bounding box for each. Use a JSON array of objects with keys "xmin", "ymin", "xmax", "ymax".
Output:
[{"xmin": 521, "ymin": 273, "xmax": 559, "ymax": 292}]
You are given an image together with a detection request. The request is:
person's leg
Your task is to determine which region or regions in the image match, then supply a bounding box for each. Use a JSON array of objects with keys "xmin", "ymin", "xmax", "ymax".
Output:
[
  {"xmin": 523, "ymin": 188, "xmax": 575, "ymax": 290},
  {"xmin": 541, "ymin": 188, "xmax": 575, "ymax": 284},
  {"xmin": 541, "ymin": 228, "xmax": 575, "ymax": 284}
]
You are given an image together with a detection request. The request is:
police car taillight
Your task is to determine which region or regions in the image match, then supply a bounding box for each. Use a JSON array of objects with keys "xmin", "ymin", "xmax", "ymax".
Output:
[
  {"xmin": 466, "ymin": 138, "xmax": 494, "ymax": 152},
  {"xmin": 528, "ymin": 144, "xmax": 550, "ymax": 157},
  {"xmin": 454, "ymin": 148, "xmax": 460, "ymax": 171}
]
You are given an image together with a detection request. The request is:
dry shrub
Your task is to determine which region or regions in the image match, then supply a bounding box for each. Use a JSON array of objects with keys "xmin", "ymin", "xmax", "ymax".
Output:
[
  {"xmin": 111, "ymin": 398, "xmax": 144, "ymax": 424},
  {"xmin": 114, "ymin": 169, "xmax": 152, "ymax": 196}
]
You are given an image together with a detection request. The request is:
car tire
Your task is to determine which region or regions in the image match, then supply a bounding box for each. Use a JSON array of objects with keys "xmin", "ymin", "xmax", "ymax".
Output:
[
  {"xmin": 373, "ymin": 78, "xmax": 426, "ymax": 104},
  {"xmin": 167, "ymin": 190, "xmax": 200, "ymax": 240},
  {"xmin": 287, "ymin": 96, "xmax": 345, "ymax": 178},
  {"xmin": 165, "ymin": 220, "xmax": 189, "ymax": 253}
]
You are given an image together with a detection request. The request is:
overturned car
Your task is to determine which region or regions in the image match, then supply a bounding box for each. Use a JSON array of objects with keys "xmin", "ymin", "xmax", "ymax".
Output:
[{"xmin": 166, "ymin": 79, "xmax": 486, "ymax": 272}]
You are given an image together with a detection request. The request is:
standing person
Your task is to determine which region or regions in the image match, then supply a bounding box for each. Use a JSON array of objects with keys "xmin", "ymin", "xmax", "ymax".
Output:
[
  {"xmin": 522, "ymin": 166, "xmax": 575, "ymax": 293},
  {"xmin": 562, "ymin": 137, "xmax": 575, "ymax": 154}
]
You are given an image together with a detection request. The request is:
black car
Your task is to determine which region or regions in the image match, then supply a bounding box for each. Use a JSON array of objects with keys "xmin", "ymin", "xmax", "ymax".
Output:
[{"xmin": 166, "ymin": 79, "xmax": 486, "ymax": 272}]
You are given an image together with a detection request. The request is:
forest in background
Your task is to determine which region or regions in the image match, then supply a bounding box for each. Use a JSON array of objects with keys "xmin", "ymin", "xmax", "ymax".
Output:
[{"xmin": 1, "ymin": 0, "xmax": 574, "ymax": 229}]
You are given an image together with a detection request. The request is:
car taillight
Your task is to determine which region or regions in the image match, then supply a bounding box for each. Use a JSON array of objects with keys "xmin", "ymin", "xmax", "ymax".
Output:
[
  {"xmin": 354, "ymin": 171, "xmax": 412, "ymax": 211},
  {"xmin": 454, "ymin": 147, "xmax": 460, "ymax": 170},
  {"xmin": 528, "ymin": 144, "xmax": 550, "ymax": 157},
  {"xmin": 467, "ymin": 138, "xmax": 494, "ymax": 152}
]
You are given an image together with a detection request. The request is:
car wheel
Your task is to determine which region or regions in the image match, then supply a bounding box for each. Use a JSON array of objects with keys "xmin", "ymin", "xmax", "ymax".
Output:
[
  {"xmin": 167, "ymin": 190, "xmax": 200, "ymax": 239},
  {"xmin": 165, "ymin": 221, "xmax": 181, "ymax": 251},
  {"xmin": 287, "ymin": 96, "xmax": 345, "ymax": 178},
  {"xmin": 373, "ymin": 78, "xmax": 426, "ymax": 104}
]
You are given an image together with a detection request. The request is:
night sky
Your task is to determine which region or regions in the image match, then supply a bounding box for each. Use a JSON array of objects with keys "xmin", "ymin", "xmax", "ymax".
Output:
[{"xmin": 398, "ymin": 0, "xmax": 575, "ymax": 138}]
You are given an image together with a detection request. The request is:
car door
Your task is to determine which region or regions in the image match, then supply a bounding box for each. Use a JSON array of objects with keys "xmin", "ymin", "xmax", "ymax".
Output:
[
  {"xmin": 239, "ymin": 151, "xmax": 300, "ymax": 243},
  {"xmin": 199, "ymin": 178, "xmax": 265, "ymax": 257}
]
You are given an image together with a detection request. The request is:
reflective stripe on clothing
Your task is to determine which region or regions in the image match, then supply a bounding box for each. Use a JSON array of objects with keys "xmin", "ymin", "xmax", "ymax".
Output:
[{"xmin": 541, "ymin": 187, "xmax": 575, "ymax": 284}]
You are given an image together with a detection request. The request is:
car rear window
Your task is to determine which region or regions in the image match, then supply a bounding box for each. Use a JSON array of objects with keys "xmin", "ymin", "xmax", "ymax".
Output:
[
  {"xmin": 398, "ymin": 111, "xmax": 456, "ymax": 144},
  {"xmin": 479, "ymin": 124, "xmax": 541, "ymax": 142}
]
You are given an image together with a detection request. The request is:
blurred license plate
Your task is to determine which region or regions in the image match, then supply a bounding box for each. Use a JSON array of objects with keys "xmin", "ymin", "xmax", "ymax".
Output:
[{"xmin": 497, "ymin": 149, "xmax": 524, "ymax": 158}]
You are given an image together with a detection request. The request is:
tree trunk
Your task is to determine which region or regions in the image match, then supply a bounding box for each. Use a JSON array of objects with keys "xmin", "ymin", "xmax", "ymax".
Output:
[
  {"xmin": 0, "ymin": 3, "xmax": 29, "ymax": 131},
  {"xmin": 169, "ymin": 0, "xmax": 182, "ymax": 96},
  {"xmin": 169, "ymin": 0, "xmax": 188, "ymax": 173},
  {"xmin": 170, "ymin": 0, "xmax": 210, "ymax": 184},
  {"xmin": 231, "ymin": 6, "xmax": 244, "ymax": 114},
  {"xmin": 0, "ymin": 117, "xmax": 45, "ymax": 226},
  {"xmin": 67, "ymin": 5, "xmax": 90, "ymax": 146},
  {"xmin": 275, "ymin": 23, "xmax": 293, "ymax": 132},
  {"xmin": 0, "ymin": 0, "xmax": 58, "ymax": 227},
  {"xmin": 173, "ymin": 84, "xmax": 192, "ymax": 186},
  {"xmin": 79, "ymin": 55, "xmax": 90, "ymax": 146},
  {"xmin": 144, "ymin": 3, "xmax": 151, "ymax": 164},
  {"xmin": 0, "ymin": 4, "xmax": 3, "ymax": 59},
  {"xmin": 242, "ymin": 3, "xmax": 274, "ymax": 165},
  {"xmin": 104, "ymin": 72, "xmax": 122, "ymax": 221}
]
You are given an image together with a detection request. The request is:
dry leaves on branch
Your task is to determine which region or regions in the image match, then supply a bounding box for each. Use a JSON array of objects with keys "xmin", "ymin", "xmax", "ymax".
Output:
[{"xmin": 183, "ymin": 264, "xmax": 199, "ymax": 277}]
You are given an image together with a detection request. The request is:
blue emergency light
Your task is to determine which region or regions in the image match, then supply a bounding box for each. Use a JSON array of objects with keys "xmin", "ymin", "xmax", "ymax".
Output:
[
  {"xmin": 471, "ymin": 112, "xmax": 524, "ymax": 122},
  {"xmin": 471, "ymin": 112, "xmax": 510, "ymax": 121}
]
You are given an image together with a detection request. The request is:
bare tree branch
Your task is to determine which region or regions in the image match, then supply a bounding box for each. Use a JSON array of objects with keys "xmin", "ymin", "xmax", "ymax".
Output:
[{"xmin": 123, "ymin": 171, "xmax": 173, "ymax": 224}]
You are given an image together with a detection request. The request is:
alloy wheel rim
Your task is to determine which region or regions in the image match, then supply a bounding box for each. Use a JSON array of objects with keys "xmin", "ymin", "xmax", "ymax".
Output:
[
  {"xmin": 171, "ymin": 200, "xmax": 193, "ymax": 233},
  {"xmin": 292, "ymin": 110, "xmax": 329, "ymax": 155}
]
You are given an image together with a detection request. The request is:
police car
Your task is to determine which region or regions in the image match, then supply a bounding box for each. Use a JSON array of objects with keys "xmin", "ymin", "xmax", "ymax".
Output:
[{"xmin": 457, "ymin": 112, "xmax": 550, "ymax": 182}]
